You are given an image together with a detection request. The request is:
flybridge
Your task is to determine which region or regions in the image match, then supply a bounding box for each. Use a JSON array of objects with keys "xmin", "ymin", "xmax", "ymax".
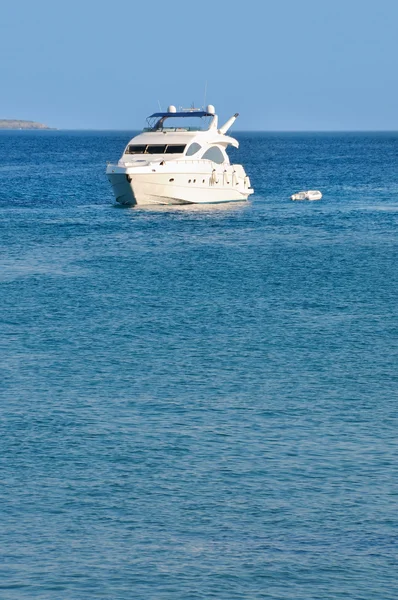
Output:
[
  {"xmin": 142, "ymin": 106, "xmax": 240, "ymax": 140},
  {"xmin": 149, "ymin": 104, "xmax": 216, "ymax": 118},
  {"xmin": 145, "ymin": 104, "xmax": 217, "ymax": 132}
]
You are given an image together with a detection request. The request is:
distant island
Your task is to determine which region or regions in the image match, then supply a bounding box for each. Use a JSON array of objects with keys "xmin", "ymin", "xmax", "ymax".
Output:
[{"xmin": 0, "ymin": 119, "xmax": 54, "ymax": 130}]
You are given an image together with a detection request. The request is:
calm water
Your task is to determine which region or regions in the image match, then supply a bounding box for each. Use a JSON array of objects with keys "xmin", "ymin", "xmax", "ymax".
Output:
[{"xmin": 0, "ymin": 131, "xmax": 397, "ymax": 599}]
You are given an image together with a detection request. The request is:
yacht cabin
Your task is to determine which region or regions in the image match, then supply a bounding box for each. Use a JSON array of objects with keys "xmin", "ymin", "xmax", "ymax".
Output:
[{"xmin": 119, "ymin": 105, "xmax": 239, "ymax": 167}]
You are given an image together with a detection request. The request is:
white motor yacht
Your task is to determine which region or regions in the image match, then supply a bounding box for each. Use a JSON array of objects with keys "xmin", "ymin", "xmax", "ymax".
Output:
[{"xmin": 106, "ymin": 105, "xmax": 254, "ymax": 205}]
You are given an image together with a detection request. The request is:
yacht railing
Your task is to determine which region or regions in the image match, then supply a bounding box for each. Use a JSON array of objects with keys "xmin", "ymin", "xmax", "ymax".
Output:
[{"xmin": 142, "ymin": 127, "xmax": 203, "ymax": 132}]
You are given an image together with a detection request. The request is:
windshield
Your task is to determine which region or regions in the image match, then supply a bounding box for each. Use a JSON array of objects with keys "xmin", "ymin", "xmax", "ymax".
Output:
[
  {"xmin": 126, "ymin": 144, "xmax": 186, "ymax": 155},
  {"xmin": 144, "ymin": 114, "xmax": 213, "ymax": 132}
]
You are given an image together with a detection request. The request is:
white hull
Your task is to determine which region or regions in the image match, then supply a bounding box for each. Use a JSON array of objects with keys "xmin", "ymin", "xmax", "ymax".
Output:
[{"xmin": 107, "ymin": 163, "xmax": 253, "ymax": 206}]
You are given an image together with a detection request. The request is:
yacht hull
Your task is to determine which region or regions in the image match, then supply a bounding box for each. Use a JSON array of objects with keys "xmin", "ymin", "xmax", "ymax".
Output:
[{"xmin": 106, "ymin": 165, "xmax": 253, "ymax": 206}]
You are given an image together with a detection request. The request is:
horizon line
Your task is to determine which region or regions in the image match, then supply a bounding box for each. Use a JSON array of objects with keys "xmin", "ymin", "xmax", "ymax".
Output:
[{"xmin": 2, "ymin": 128, "xmax": 398, "ymax": 133}]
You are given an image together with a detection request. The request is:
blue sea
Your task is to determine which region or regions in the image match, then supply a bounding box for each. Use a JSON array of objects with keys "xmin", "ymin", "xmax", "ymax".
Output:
[{"xmin": 0, "ymin": 130, "xmax": 397, "ymax": 599}]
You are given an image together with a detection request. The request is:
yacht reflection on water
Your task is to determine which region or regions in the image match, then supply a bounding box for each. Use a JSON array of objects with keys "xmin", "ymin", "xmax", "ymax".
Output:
[{"xmin": 114, "ymin": 199, "xmax": 250, "ymax": 213}]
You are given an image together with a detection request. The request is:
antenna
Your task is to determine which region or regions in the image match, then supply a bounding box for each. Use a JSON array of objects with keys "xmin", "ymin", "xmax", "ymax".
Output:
[
  {"xmin": 157, "ymin": 99, "xmax": 162, "ymax": 111},
  {"xmin": 203, "ymin": 80, "xmax": 208, "ymax": 109}
]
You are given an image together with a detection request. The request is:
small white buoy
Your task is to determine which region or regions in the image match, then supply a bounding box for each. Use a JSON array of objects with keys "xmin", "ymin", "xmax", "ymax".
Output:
[{"xmin": 291, "ymin": 190, "xmax": 322, "ymax": 201}]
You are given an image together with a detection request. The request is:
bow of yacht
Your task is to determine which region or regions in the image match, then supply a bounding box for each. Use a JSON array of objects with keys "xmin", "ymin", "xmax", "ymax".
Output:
[{"xmin": 106, "ymin": 105, "xmax": 253, "ymax": 205}]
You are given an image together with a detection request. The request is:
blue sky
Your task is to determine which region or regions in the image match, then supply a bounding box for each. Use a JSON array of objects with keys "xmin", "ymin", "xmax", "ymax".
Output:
[{"xmin": 1, "ymin": 0, "xmax": 397, "ymax": 130}]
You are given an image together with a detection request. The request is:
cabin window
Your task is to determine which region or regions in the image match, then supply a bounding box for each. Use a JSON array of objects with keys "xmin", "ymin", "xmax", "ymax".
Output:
[
  {"xmin": 126, "ymin": 145, "xmax": 146, "ymax": 154},
  {"xmin": 165, "ymin": 145, "xmax": 186, "ymax": 154},
  {"xmin": 145, "ymin": 145, "xmax": 167, "ymax": 154},
  {"xmin": 186, "ymin": 142, "xmax": 202, "ymax": 156},
  {"xmin": 202, "ymin": 146, "xmax": 225, "ymax": 164}
]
